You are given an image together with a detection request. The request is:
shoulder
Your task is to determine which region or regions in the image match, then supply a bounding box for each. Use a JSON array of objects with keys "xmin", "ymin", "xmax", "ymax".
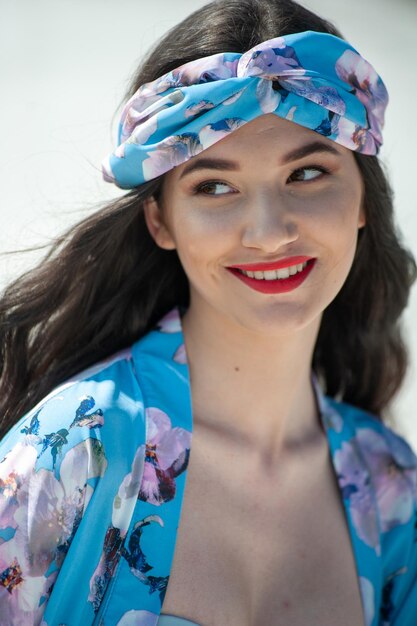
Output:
[
  {"xmin": 0, "ymin": 346, "xmax": 150, "ymax": 622},
  {"xmin": 323, "ymin": 395, "xmax": 417, "ymax": 542},
  {"xmin": 0, "ymin": 345, "xmax": 146, "ymax": 478},
  {"xmin": 327, "ymin": 396, "xmax": 417, "ymax": 476},
  {"xmin": 328, "ymin": 401, "xmax": 417, "ymax": 557},
  {"xmin": 326, "ymin": 398, "xmax": 417, "ymax": 619}
]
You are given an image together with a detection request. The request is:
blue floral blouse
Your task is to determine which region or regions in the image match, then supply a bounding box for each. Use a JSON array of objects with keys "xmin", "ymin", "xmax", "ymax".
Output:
[{"xmin": 0, "ymin": 307, "xmax": 416, "ymax": 626}]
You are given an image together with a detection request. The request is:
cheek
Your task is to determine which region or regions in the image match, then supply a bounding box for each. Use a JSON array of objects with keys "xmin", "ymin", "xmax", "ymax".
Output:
[
  {"xmin": 296, "ymin": 186, "xmax": 361, "ymax": 286},
  {"xmin": 305, "ymin": 184, "xmax": 362, "ymax": 240},
  {"xmin": 172, "ymin": 207, "xmax": 237, "ymax": 268}
]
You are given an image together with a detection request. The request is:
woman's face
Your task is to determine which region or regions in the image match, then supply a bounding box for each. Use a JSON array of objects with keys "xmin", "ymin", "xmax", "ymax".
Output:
[{"xmin": 144, "ymin": 114, "xmax": 365, "ymax": 336}]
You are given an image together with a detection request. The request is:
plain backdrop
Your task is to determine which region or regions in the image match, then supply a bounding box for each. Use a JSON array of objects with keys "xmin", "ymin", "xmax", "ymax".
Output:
[{"xmin": 1, "ymin": 0, "xmax": 417, "ymax": 449}]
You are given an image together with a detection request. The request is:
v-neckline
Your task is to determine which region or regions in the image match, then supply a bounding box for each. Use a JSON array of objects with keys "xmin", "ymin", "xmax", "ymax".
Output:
[{"xmin": 133, "ymin": 306, "xmax": 381, "ymax": 626}]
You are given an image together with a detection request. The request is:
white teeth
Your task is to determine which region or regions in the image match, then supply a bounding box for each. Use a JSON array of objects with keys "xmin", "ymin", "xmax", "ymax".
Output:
[
  {"xmin": 263, "ymin": 270, "xmax": 278, "ymax": 280},
  {"xmin": 239, "ymin": 261, "xmax": 309, "ymax": 280},
  {"xmin": 276, "ymin": 267, "xmax": 290, "ymax": 279}
]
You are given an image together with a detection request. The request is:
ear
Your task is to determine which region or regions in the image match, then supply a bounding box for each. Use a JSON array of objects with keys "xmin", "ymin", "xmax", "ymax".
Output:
[{"xmin": 143, "ymin": 196, "xmax": 176, "ymax": 250}]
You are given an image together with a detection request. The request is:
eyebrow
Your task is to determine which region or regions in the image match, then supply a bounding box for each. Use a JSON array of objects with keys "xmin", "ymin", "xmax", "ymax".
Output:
[{"xmin": 178, "ymin": 140, "xmax": 341, "ymax": 179}]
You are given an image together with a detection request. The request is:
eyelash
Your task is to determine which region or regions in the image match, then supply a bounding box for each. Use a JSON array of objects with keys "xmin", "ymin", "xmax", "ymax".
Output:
[{"xmin": 192, "ymin": 164, "xmax": 330, "ymax": 195}]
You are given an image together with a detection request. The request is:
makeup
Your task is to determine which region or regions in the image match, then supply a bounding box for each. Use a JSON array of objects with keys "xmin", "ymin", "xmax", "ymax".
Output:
[{"xmin": 227, "ymin": 258, "xmax": 316, "ymax": 294}]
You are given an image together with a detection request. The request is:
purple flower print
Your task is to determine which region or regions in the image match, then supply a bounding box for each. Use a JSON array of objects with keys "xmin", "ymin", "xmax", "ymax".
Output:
[
  {"xmin": 156, "ymin": 311, "xmax": 186, "ymax": 363},
  {"xmin": 334, "ymin": 437, "xmax": 380, "ymax": 552},
  {"xmin": 0, "ymin": 438, "xmax": 107, "ymax": 621},
  {"xmin": 335, "ymin": 49, "xmax": 387, "ymax": 145},
  {"xmin": 145, "ymin": 56, "xmax": 238, "ymax": 101},
  {"xmin": 334, "ymin": 428, "xmax": 416, "ymax": 553},
  {"xmin": 0, "ymin": 442, "xmax": 37, "ymax": 532},
  {"xmin": 169, "ymin": 56, "xmax": 238, "ymax": 86},
  {"xmin": 333, "ymin": 117, "xmax": 376, "ymax": 153},
  {"xmin": 120, "ymin": 97, "xmax": 159, "ymax": 144},
  {"xmin": 173, "ymin": 344, "xmax": 187, "ymax": 364},
  {"xmin": 116, "ymin": 609, "xmax": 159, "ymax": 626},
  {"xmin": 139, "ymin": 407, "xmax": 191, "ymax": 506},
  {"xmin": 17, "ymin": 439, "xmax": 106, "ymax": 573},
  {"xmin": 120, "ymin": 90, "xmax": 184, "ymax": 145},
  {"xmin": 0, "ymin": 539, "xmax": 52, "ymax": 626},
  {"xmin": 279, "ymin": 79, "xmax": 346, "ymax": 116},
  {"xmin": 239, "ymin": 39, "xmax": 303, "ymax": 79},
  {"xmin": 157, "ymin": 308, "xmax": 181, "ymax": 333},
  {"xmin": 142, "ymin": 133, "xmax": 203, "ymax": 181},
  {"xmin": 356, "ymin": 428, "xmax": 416, "ymax": 531}
]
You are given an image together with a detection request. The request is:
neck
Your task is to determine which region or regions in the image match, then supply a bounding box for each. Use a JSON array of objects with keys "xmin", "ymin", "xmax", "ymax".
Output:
[{"xmin": 181, "ymin": 297, "xmax": 324, "ymax": 466}]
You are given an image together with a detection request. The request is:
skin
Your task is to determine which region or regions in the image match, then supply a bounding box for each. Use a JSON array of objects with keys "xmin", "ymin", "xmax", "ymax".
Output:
[{"xmin": 144, "ymin": 113, "xmax": 366, "ymax": 471}]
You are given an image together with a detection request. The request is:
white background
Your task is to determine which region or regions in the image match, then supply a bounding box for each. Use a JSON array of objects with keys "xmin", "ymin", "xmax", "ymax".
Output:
[{"xmin": 1, "ymin": 0, "xmax": 416, "ymax": 448}]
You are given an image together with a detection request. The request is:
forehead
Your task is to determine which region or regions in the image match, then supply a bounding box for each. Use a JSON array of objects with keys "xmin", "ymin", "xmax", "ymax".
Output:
[
  {"xmin": 214, "ymin": 114, "xmax": 324, "ymax": 147},
  {"xmin": 165, "ymin": 113, "xmax": 353, "ymax": 184}
]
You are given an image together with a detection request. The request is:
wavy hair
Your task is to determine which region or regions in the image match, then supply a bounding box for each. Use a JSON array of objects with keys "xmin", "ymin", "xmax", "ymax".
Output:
[{"xmin": 0, "ymin": 0, "xmax": 416, "ymax": 438}]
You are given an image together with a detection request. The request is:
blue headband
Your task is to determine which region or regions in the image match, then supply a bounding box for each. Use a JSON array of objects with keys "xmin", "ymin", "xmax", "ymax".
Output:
[{"xmin": 102, "ymin": 30, "xmax": 388, "ymax": 189}]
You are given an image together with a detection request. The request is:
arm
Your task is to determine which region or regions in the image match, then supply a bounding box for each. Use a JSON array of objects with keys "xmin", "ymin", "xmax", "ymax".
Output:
[{"xmin": 0, "ymin": 391, "xmax": 108, "ymax": 625}]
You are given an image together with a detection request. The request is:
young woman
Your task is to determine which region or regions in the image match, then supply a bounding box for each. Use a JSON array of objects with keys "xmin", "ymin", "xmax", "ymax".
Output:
[{"xmin": 1, "ymin": 1, "xmax": 416, "ymax": 625}]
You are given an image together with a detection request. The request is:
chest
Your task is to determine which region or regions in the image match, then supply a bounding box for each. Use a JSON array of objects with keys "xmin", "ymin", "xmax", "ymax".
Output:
[{"xmin": 160, "ymin": 431, "xmax": 366, "ymax": 626}]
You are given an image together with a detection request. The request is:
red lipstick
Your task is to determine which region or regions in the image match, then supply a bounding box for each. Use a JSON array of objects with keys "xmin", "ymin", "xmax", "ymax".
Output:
[{"xmin": 227, "ymin": 257, "xmax": 316, "ymax": 294}]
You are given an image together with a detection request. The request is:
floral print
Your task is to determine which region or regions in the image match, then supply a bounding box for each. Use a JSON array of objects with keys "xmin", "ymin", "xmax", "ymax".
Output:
[
  {"xmin": 0, "ymin": 307, "xmax": 416, "ymax": 626},
  {"xmin": 334, "ymin": 428, "xmax": 416, "ymax": 554},
  {"xmin": 139, "ymin": 408, "xmax": 191, "ymax": 506},
  {"xmin": 89, "ymin": 404, "xmax": 191, "ymax": 613},
  {"xmin": 142, "ymin": 133, "xmax": 203, "ymax": 183},
  {"xmin": 0, "ymin": 437, "xmax": 107, "ymax": 624},
  {"xmin": 102, "ymin": 31, "xmax": 388, "ymax": 189},
  {"xmin": 335, "ymin": 49, "xmax": 387, "ymax": 147}
]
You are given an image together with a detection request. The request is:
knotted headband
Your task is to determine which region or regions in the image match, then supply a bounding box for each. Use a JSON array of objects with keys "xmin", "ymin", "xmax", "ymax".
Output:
[{"xmin": 102, "ymin": 30, "xmax": 388, "ymax": 189}]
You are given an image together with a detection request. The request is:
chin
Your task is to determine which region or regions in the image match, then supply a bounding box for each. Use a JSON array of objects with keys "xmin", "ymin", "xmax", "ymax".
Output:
[{"xmin": 230, "ymin": 301, "xmax": 322, "ymax": 337}]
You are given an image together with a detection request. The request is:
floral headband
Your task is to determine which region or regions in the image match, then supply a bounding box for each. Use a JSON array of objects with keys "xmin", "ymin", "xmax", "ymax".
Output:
[{"xmin": 102, "ymin": 30, "xmax": 388, "ymax": 189}]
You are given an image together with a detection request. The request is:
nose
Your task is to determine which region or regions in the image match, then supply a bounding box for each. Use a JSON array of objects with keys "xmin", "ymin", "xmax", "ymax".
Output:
[{"xmin": 241, "ymin": 192, "xmax": 299, "ymax": 252}]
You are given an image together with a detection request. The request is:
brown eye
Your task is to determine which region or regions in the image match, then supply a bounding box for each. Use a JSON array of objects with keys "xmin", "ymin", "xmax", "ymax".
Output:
[
  {"xmin": 195, "ymin": 181, "xmax": 234, "ymax": 195},
  {"xmin": 288, "ymin": 166, "xmax": 328, "ymax": 183}
]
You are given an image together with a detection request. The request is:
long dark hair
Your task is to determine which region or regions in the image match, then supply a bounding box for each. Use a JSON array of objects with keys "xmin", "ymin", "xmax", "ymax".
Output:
[{"xmin": 1, "ymin": 0, "xmax": 416, "ymax": 438}]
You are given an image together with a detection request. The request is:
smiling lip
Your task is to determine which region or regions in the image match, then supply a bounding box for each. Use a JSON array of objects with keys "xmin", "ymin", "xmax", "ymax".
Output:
[
  {"xmin": 228, "ymin": 255, "xmax": 315, "ymax": 272},
  {"xmin": 227, "ymin": 258, "xmax": 316, "ymax": 294}
]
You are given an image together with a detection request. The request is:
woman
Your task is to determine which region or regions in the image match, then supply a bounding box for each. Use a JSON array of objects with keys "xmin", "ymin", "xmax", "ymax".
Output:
[{"xmin": 0, "ymin": 0, "xmax": 416, "ymax": 625}]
